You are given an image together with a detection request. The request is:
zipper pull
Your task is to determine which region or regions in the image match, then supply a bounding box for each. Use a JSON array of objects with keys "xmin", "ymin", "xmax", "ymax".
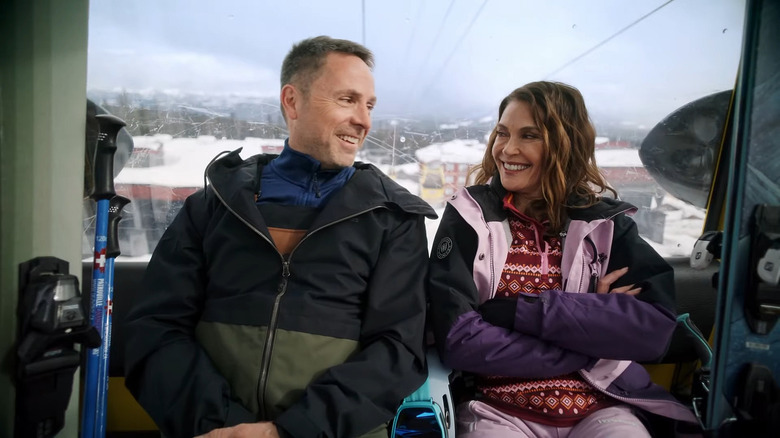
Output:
[
  {"xmin": 282, "ymin": 261, "xmax": 291, "ymax": 278},
  {"xmin": 588, "ymin": 272, "xmax": 598, "ymax": 293},
  {"xmin": 312, "ymin": 173, "xmax": 321, "ymax": 198}
]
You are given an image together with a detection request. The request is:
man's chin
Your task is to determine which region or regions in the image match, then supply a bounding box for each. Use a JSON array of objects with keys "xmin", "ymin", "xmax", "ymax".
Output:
[
  {"xmin": 322, "ymin": 155, "xmax": 356, "ymax": 169},
  {"xmin": 337, "ymin": 150, "xmax": 358, "ymax": 167},
  {"xmin": 339, "ymin": 157, "xmax": 357, "ymax": 167}
]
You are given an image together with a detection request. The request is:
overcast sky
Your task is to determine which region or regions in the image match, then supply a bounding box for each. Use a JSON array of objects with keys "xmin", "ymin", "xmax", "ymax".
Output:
[{"xmin": 88, "ymin": 0, "xmax": 745, "ymax": 127}]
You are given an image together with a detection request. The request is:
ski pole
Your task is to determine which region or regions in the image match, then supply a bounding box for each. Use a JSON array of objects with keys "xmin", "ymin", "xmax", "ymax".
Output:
[
  {"xmin": 94, "ymin": 195, "xmax": 130, "ymax": 438},
  {"xmin": 81, "ymin": 114, "xmax": 126, "ymax": 438}
]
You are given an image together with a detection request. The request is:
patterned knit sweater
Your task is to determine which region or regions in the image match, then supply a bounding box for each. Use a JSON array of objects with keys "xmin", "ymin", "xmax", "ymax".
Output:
[{"xmin": 476, "ymin": 194, "xmax": 615, "ymax": 427}]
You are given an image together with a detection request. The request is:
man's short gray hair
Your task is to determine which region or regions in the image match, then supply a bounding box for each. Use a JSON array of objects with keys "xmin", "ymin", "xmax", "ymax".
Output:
[{"xmin": 280, "ymin": 35, "xmax": 374, "ymax": 94}]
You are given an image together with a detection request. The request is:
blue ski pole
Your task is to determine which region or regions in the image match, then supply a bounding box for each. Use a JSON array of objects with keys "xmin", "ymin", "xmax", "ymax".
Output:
[
  {"xmin": 81, "ymin": 114, "xmax": 126, "ymax": 438},
  {"xmin": 94, "ymin": 195, "xmax": 130, "ymax": 438}
]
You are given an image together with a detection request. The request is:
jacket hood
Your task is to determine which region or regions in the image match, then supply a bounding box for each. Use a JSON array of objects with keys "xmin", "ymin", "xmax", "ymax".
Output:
[{"xmin": 205, "ymin": 148, "xmax": 437, "ymax": 219}]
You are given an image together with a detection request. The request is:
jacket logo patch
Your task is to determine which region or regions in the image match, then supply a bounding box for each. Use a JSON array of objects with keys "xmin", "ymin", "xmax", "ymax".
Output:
[{"xmin": 436, "ymin": 237, "xmax": 453, "ymax": 259}]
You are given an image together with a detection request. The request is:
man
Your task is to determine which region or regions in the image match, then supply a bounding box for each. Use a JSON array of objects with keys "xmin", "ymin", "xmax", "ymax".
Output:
[{"xmin": 124, "ymin": 36, "xmax": 436, "ymax": 438}]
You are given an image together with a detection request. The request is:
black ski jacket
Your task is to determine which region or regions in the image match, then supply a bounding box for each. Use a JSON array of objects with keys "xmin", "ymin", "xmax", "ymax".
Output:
[{"xmin": 124, "ymin": 149, "xmax": 437, "ymax": 438}]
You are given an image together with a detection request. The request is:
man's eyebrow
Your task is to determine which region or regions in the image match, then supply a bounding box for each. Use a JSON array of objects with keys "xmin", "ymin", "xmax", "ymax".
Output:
[{"xmin": 337, "ymin": 88, "xmax": 377, "ymax": 104}]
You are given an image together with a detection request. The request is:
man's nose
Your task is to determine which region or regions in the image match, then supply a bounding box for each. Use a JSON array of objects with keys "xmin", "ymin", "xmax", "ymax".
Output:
[{"xmin": 352, "ymin": 105, "xmax": 371, "ymax": 132}]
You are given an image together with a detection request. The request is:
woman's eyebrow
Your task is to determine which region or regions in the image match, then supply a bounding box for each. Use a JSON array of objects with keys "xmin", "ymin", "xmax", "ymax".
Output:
[{"xmin": 497, "ymin": 122, "xmax": 539, "ymax": 130}]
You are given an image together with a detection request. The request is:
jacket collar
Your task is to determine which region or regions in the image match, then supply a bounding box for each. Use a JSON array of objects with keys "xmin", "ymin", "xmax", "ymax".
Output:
[
  {"xmin": 269, "ymin": 141, "xmax": 354, "ymax": 189},
  {"xmin": 205, "ymin": 149, "xmax": 437, "ymax": 233},
  {"xmin": 486, "ymin": 175, "xmax": 635, "ymax": 222}
]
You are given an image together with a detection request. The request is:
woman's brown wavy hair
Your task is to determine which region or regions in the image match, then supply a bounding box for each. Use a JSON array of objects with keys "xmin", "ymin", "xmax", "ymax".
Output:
[{"xmin": 470, "ymin": 81, "xmax": 616, "ymax": 233}]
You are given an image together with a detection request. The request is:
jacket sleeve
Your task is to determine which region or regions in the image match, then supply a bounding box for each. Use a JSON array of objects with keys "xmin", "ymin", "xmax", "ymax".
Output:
[
  {"xmin": 429, "ymin": 205, "xmax": 593, "ymax": 378},
  {"xmin": 512, "ymin": 213, "xmax": 677, "ymax": 362},
  {"xmin": 274, "ymin": 214, "xmax": 428, "ymax": 438},
  {"xmin": 124, "ymin": 192, "xmax": 255, "ymax": 437}
]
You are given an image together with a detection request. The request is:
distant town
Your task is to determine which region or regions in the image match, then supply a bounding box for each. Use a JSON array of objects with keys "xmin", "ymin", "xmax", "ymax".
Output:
[
  {"xmin": 88, "ymin": 88, "xmax": 652, "ymax": 168},
  {"xmin": 84, "ymin": 89, "xmax": 703, "ymax": 260}
]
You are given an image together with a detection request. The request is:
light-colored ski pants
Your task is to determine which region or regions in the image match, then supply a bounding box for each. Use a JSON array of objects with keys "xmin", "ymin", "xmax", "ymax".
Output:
[{"xmin": 456, "ymin": 400, "xmax": 651, "ymax": 438}]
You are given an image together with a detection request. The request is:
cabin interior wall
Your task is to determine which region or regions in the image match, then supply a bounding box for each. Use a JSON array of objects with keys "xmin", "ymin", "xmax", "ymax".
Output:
[{"xmin": 0, "ymin": 0, "xmax": 89, "ymax": 436}]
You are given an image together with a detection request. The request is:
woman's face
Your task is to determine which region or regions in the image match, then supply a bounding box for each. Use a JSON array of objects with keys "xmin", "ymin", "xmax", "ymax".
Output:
[{"xmin": 492, "ymin": 99, "xmax": 545, "ymax": 199}]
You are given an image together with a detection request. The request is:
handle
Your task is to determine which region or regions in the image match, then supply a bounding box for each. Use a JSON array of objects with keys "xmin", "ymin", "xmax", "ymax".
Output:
[
  {"xmin": 105, "ymin": 196, "xmax": 130, "ymax": 259},
  {"xmin": 90, "ymin": 114, "xmax": 126, "ymax": 200}
]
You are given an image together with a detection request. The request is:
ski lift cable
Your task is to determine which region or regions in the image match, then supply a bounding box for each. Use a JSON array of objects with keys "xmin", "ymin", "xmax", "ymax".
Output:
[
  {"xmin": 399, "ymin": 0, "xmax": 428, "ymax": 76},
  {"xmin": 543, "ymin": 0, "xmax": 675, "ymax": 79},
  {"xmin": 364, "ymin": 136, "xmax": 419, "ymax": 164},
  {"xmin": 364, "ymin": 136, "xmax": 418, "ymax": 162},
  {"xmin": 403, "ymin": 0, "xmax": 457, "ymax": 111},
  {"xmin": 418, "ymin": 0, "xmax": 490, "ymax": 100}
]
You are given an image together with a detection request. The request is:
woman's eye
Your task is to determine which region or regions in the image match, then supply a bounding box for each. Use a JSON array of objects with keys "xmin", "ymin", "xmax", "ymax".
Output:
[{"xmin": 496, "ymin": 131, "xmax": 508, "ymax": 137}]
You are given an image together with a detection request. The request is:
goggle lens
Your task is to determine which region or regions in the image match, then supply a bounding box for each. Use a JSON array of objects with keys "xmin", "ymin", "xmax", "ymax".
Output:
[{"xmin": 393, "ymin": 406, "xmax": 446, "ymax": 438}]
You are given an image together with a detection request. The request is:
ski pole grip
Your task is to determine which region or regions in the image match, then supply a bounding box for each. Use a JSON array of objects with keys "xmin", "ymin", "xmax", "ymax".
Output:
[
  {"xmin": 91, "ymin": 114, "xmax": 126, "ymax": 201},
  {"xmin": 106, "ymin": 196, "xmax": 130, "ymax": 259}
]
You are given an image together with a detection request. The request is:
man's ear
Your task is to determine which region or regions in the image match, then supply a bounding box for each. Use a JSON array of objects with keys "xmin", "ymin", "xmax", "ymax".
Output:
[{"xmin": 280, "ymin": 84, "xmax": 299, "ymax": 120}]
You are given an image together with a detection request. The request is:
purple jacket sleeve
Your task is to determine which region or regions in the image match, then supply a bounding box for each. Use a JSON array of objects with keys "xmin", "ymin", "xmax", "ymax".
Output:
[
  {"xmin": 429, "ymin": 204, "xmax": 593, "ymax": 377},
  {"xmin": 444, "ymin": 310, "xmax": 595, "ymax": 377},
  {"xmin": 512, "ymin": 287, "xmax": 676, "ymax": 362},
  {"xmin": 509, "ymin": 212, "xmax": 679, "ymax": 362}
]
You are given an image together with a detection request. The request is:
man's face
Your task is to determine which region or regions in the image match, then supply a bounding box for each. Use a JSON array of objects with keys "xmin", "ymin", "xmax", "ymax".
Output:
[{"xmin": 286, "ymin": 52, "xmax": 376, "ymax": 168}]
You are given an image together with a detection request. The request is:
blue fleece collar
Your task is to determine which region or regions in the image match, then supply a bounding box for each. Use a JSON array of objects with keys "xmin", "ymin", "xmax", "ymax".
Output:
[{"xmin": 257, "ymin": 140, "xmax": 355, "ymax": 207}]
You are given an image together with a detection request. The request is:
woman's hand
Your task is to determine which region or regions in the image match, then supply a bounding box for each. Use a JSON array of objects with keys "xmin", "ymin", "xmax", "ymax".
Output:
[
  {"xmin": 478, "ymin": 297, "xmax": 518, "ymax": 329},
  {"xmin": 596, "ymin": 266, "xmax": 642, "ymax": 295}
]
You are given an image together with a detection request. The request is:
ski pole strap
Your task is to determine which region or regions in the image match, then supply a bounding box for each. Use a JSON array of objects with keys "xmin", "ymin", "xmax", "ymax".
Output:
[
  {"xmin": 405, "ymin": 379, "xmax": 432, "ymax": 402},
  {"xmin": 677, "ymin": 313, "xmax": 714, "ymax": 369}
]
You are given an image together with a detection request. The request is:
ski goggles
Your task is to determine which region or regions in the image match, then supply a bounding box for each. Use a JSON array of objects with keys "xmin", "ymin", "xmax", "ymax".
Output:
[{"xmin": 390, "ymin": 390, "xmax": 449, "ymax": 438}]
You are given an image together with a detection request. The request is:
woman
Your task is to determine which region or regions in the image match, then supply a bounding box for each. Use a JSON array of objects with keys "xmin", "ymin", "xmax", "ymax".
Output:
[{"xmin": 428, "ymin": 81, "xmax": 698, "ymax": 437}]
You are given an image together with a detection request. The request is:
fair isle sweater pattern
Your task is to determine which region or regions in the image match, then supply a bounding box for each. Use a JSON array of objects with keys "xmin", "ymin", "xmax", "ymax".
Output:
[{"xmin": 477, "ymin": 197, "xmax": 614, "ymax": 427}]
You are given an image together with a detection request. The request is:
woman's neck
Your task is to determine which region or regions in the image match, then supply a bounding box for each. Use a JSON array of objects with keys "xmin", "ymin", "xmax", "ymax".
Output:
[{"xmin": 512, "ymin": 194, "xmax": 535, "ymax": 216}]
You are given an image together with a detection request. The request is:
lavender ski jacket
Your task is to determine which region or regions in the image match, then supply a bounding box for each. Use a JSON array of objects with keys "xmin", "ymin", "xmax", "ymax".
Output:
[{"xmin": 428, "ymin": 179, "xmax": 697, "ymax": 424}]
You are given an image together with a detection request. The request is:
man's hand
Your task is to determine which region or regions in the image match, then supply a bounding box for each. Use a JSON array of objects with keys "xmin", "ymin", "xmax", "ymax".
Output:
[
  {"xmin": 194, "ymin": 422, "xmax": 280, "ymax": 438},
  {"xmin": 596, "ymin": 267, "xmax": 641, "ymax": 295}
]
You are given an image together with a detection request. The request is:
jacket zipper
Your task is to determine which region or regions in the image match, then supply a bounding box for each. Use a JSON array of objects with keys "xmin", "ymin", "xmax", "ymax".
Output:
[
  {"xmin": 256, "ymin": 206, "xmax": 386, "ymax": 417},
  {"xmin": 311, "ymin": 173, "xmax": 321, "ymax": 198},
  {"xmin": 578, "ymin": 367, "xmax": 695, "ymax": 421},
  {"xmin": 578, "ymin": 368, "xmax": 654, "ymax": 405},
  {"xmin": 584, "ymin": 236, "xmax": 600, "ymax": 293},
  {"xmin": 256, "ymin": 260, "xmax": 289, "ymax": 419},
  {"xmin": 488, "ymin": 228, "xmax": 495, "ymax": 296},
  {"xmin": 208, "ymin": 186, "xmax": 285, "ymax": 419},
  {"xmin": 211, "ymin": 184, "xmax": 386, "ymax": 418},
  {"xmin": 560, "ymin": 230, "xmax": 568, "ymax": 290}
]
